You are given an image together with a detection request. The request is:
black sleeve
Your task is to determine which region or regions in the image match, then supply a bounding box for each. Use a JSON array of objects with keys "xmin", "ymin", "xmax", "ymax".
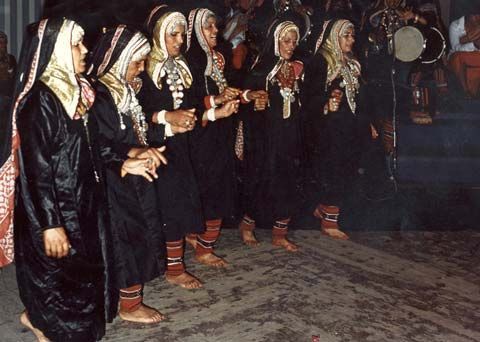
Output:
[
  {"xmin": 238, "ymin": 68, "xmax": 266, "ymax": 121},
  {"xmin": 146, "ymin": 121, "xmax": 166, "ymax": 146},
  {"xmin": 17, "ymin": 90, "xmax": 63, "ymax": 230},
  {"xmin": 89, "ymin": 89, "xmax": 134, "ymax": 175},
  {"xmin": 137, "ymin": 75, "xmax": 171, "ymax": 140},
  {"xmin": 137, "ymin": 75, "xmax": 160, "ymax": 118},
  {"xmin": 187, "ymin": 76, "xmax": 206, "ymax": 123}
]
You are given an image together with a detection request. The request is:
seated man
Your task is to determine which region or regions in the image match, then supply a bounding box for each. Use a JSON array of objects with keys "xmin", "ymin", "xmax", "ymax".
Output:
[{"xmin": 448, "ymin": 10, "xmax": 480, "ymax": 98}]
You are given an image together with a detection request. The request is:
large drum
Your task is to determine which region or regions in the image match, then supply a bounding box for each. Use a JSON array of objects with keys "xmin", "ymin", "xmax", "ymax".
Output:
[{"xmin": 394, "ymin": 26, "xmax": 446, "ymax": 64}]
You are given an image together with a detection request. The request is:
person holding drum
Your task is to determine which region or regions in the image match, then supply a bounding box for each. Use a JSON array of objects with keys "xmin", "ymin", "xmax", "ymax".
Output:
[
  {"xmin": 399, "ymin": 0, "xmax": 449, "ymax": 124},
  {"xmin": 360, "ymin": 0, "xmax": 415, "ymax": 152}
]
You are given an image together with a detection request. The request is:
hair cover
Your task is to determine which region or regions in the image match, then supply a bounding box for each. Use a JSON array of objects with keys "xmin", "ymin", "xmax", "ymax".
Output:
[
  {"xmin": 144, "ymin": 5, "xmax": 192, "ymax": 91},
  {"xmin": 315, "ymin": 19, "xmax": 361, "ymax": 113},
  {"xmin": 89, "ymin": 25, "xmax": 150, "ymax": 112}
]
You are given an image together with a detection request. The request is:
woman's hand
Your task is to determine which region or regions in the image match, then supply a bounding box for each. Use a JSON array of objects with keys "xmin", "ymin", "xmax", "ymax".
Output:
[
  {"xmin": 133, "ymin": 146, "xmax": 167, "ymax": 168},
  {"xmin": 121, "ymin": 158, "xmax": 159, "ymax": 182},
  {"xmin": 326, "ymin": 89, "xmax": 343, "ymax": 112},
  {"xmin": 398, "ymin": 7, "xmax": 415, "ymax": 22},
  {"xmin": 165, "ymin": 109, "xmax": 196, "ymax": 130},
  {"xmin": 216, "ymin": 99, "xmax": 240, "ymax": 119},
  {"xmin": 246, "ymin": 90, "xmax": 268, "ymax": 102},
  {"xmin": 215, "ymin": 87, "xmax": 242, "ymax": 105},
  {"xmin": 370, "ymin": 124, "xmax": 379, "ymax": 140},
  {"xmin": 171, "ymin": 125, "xmax": 190, "ymax": 134},
  {"xmin": 43, "ymin": 227, "xmax": 70, "ymax": 259}
]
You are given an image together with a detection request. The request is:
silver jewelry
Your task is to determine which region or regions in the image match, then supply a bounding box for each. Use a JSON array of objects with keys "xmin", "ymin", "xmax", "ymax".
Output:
[
  {"xmin": 339, "ymin": 60, "xmax": 360, "ymax": 114},
  {"xmin": 165, "ymin": 59, "xmax": 185, "ymax": 109},
  {"xmin": 210, "ymin": 53, "xmax": 227, "ymax": 93},
  {"xmin": 120, "ymin": 86, "xmax": 149, "ymax": 146},
  {"xmin": 280, "ymin": 87, "xmax": 295, "ymax": 119}
]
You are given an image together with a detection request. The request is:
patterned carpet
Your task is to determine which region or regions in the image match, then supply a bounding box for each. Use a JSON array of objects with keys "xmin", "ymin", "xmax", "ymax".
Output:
[{"xmin": 1, "ymin": 228, "xmax": 480, "ymax": 342}]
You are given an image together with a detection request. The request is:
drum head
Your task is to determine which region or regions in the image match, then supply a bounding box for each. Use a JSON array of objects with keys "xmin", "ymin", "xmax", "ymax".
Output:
[{"xmin": 394, "ymin": 26, "xmax": 425, "ymax": 62}]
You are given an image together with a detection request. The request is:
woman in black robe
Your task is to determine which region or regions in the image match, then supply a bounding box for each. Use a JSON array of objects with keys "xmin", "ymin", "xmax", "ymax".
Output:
[
  {"xmin": 303, "ymin": 19, "xmax": 374, "ymax": 240},
  {"xmin": 184, "ymin": 8, "xmax": 241, "ymax": 268},
  {"xmin": 11, "ymin": 18, "xmax": 124, "ymax": 341},
  {"xmin": 88, "ymin": 26, "xmax": 167, "ymax": 324},
  {"xmin": 238, "ymin": 20, "xmax": 304, "ymax": 252},
  {"xmin": 138, "ymin": 5, "xmax": 204, "ymax": 289}
]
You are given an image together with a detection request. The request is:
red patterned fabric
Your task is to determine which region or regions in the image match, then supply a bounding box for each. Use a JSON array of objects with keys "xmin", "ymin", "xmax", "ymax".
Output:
[{"xmin": 0, "ymin": 143, "xmax": 18, "ymax": 266}]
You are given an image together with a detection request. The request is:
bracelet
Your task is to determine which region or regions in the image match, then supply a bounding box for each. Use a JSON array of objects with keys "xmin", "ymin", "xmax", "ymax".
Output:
[
  {"xmin": 156, "ymin": 110, "xmax": 167, "ymax": 125},
  {"xmin": 323, "ymin": 104, "xmax": 329, "ymax": 115},
  {"xmin": 241, "ymin": 90, "xmax": 251, "ymax": 103},
  {"xmin": 209, "ymin": 96, "xmax": 217, "ymax": 109},
  {"xmin": 207, "ymin": 108, "xmax": 216, "ymax": 121},
  {"xmin": 165, "ymin": 123, "xmax": 174, "ymax": 137}
]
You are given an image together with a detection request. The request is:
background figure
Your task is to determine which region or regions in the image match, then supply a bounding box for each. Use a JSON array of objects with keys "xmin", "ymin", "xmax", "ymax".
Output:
[
  {"xmin": 360, "ymin": 0, "xmax": 413, "ymax": 156},
  {"xmin": 0, "ymin": 31, "xmax": 16, "ymax": 97},
  {"xmin": 448, "ymin": 9, "xmax": 480, "ymax": 98},
  {"xmin": 405, "ymin": 0, "xmax": 449, "ymax": 124}
]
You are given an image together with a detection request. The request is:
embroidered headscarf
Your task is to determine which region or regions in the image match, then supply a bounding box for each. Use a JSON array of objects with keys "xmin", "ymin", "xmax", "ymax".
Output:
[
  {"xmin": 89, "ymin": 25, "xmax": 151, "ymax": 145},
  {"xmin": 266, "ymin": 21, "xmax": 300, "ymax": 89},
  {"xmin": 39, "ymin": 20, "xmax": 84, "ymax": 119},
  {"xmin": 186, "ymin": 8, "xmax": 227, "ymax": 93},
  {"xmin": 90, "ymin": 26, "xmax": 150, "ymax": 113},
  {"xmin": 315, "ymin": 19, "xmax": 361, "ymax": 113},
  {"xmin": 187, "ymin": 8, "xmax": 217, "ymax": 77},
  {"xmin": 145, "ymin": 6, "xmax": 192, "ymax": 91}
]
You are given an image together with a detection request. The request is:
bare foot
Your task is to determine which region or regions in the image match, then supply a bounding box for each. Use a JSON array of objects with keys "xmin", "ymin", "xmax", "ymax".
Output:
[
  {"xmin": 185, "ymin": 234, "xmax": 197, "ymax": 249},
  {"xmin": 195, "ymin": 253, "xmax": 228, "ymax": 268},
  {"xmin": 322, "ymin": 228, "xmax": 349, "ymax": 240},
  {"xmin": 240, "ymin": 229, "xmax": 260, "ymax": 247},
  {"xmin": 20, "ymin": 311, "xmax": 50, "ymax": 342},
  {"xmin": 166, "ymin": 272, "xmax": 202, "ymax": 289},
  {"xmin": 118, "ymin": 303, "xmax": 165, "ymax": 324},
  {"xmin": 272, "ymin": 237, "xmax": 299, "ymax": 252}
]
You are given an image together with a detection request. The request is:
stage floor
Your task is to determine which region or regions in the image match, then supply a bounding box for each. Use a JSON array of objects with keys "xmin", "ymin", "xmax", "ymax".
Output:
[{"xmin": 1, "ymin": 228, "xmax": 480, "ymax": 342}]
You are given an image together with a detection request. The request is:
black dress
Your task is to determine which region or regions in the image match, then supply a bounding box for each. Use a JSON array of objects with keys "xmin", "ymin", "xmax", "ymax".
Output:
[
  {"xmin": 188, "ymin": 61, "xmax": 237, "ymax": 221},
  {"xmin": 303, "ymin": 54, "xmax": 370, "ymax": 207},
  {"xmin": 138, "ymin": 74, "xmax": 204, "ymax": 241},
  {"xmin": 241, "ymin": 64, "xmax": 305, "ymax": 224},
  {"xmin": 15, "ymin": 82, "xmax": 112, "ymax": 342},
  {"xmin": 89, "ymin": 81, "xmax": 166, "ymax": 289}
]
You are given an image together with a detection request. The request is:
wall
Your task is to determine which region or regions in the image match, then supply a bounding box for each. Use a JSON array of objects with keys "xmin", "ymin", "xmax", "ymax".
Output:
[{"xmin": 0, "ymin": 0, "xmax": 44, "ymax": 58}]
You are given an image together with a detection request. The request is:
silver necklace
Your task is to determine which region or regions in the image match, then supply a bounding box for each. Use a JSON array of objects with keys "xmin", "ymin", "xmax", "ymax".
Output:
[{"xmin": 165, "ymin": 59, "xmax": 184, "ymax": 109}]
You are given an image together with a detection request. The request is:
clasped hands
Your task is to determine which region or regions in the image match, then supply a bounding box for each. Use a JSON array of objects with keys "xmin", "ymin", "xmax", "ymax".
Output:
[
  {"xmin": 122, "ymin": 146, "xmax": 168, "ymax": 182},
  {"xmin": 248, "ymin": 90, "xmax": 269, "ymax": 111},
  {"xmin": 215, "ymin": 87, "xmax": 269, "ymax": 112}
]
